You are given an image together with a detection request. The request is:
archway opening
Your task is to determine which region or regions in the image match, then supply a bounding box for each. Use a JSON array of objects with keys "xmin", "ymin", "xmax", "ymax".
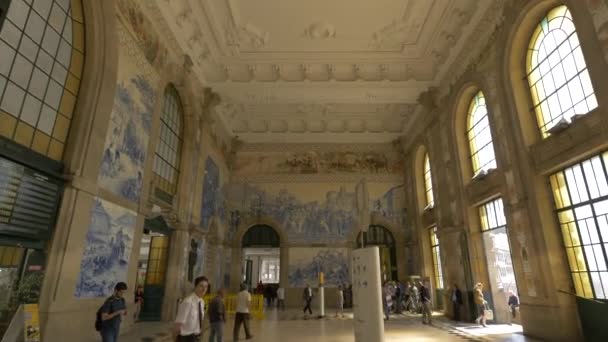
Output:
[
  {"xmin": 241, "ymin": 225, "xmax": 281, "ymax": 302},
  {"xmin": 357, "ymin": 225, "xmax": 397, "ymax": 282}
]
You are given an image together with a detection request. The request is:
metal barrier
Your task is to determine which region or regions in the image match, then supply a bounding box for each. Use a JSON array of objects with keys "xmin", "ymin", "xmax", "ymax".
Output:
[{"xmin": 202, "ymin": 294, "xmax": 265, "ymax": 320}]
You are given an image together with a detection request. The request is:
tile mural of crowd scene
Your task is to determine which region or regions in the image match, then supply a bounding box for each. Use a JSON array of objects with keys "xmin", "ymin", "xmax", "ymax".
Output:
[
  {"xmin": 200, "ymin": 157, "xmax": 226, "ymax": 231},
  {"xmin": 233, "ymin": 151, "xmax": 404, "ymax": 175},
  {"xmin": 75, "ymin": 198, "xmax": 136, "ymax": 298},
  {"xmin": 372, "ymin": 184, "xmax": 407, "ymax": 226},
  {"xmin": 288, "ymin": 248, "xmax": 350, "ymax": 287},
  {"xmin": 98, "ymin": 43, "xmax": 156, "ymax": 203},
  {"xmin": 223, "ymin": 183, "xmax": 358, "ymax": 244}
]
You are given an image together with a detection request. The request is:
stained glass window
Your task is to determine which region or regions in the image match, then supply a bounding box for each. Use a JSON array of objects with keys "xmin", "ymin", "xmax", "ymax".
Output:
[
  {"xmin": 423, "ymin": 153, "xmax": 434, "ymax": 207},
  {"xmin": 550, "ymin": 152, "xmax": 608, "ymax": 299},
  {"xmin": 429, "ymin": 226, "xmax": 444, "ymax": 289},
  {"xmin": 467, "ymin": 91, "xmax": 496, "ymax": 175},
  {"xmin": 153, "ymin": 84, "xmax": 183, "ymax": 201},
  {"xmin": 527, "ymin": 5, "xmax": 597, "ymax": 137},
  {"xmin": 0, "ymin": 0, "xmax": 85, "ymax": 160}
]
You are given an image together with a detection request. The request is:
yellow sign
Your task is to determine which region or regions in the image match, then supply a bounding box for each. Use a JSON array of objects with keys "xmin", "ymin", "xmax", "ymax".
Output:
[
  {"xmin": 23, "ymin": 304, "xmax": 41, "ymax": 342},
  {"xmin": 319, "ymin": 272, "xmax": 325, "ymax": 285}
]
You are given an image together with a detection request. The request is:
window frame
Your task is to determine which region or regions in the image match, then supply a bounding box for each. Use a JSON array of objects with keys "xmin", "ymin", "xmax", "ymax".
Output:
[
  {"xmin": 466, "ymin": 91, "xmax": 497, "ymax": 175},
  {"xmin": 526, "ymin": 5, "xmax": 597, "ymax": 138},
  {"xmin": 429, "ymin": 226, "xmax": 444, "ymax": 289},
  {"xmin": 550, "ymin": 152, "xmax": 608, "ymax": 299},
  {"xmin": 423, "ymin": 152, "xmax": 434, "ymax": 208},
  {"xmin": 152, "ymin": 84, "xmax": 184, "ymax": 202}
]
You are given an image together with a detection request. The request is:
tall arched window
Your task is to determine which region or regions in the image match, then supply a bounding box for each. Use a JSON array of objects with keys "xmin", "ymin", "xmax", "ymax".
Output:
[
  {"xmin": 429, "ymin": 226, "xmax": 444, "ymax": 289},
  {"xmin": 467, "ymin": 91, "xmax": 496, "ymax": 175},
  {"xmin": 423, "ymin": 153, "xmax": 434, "ymax": 208},
  {"xmin": 153, "ymin": 84, "xmax": 183, "ymax": 203},
  {"xmin": 527, "ymin": 5, "xmax": 597, "ymax": 137},
  {"xmin": 0, "ymin": 0, "xmax": 85, "ymax": 160}
]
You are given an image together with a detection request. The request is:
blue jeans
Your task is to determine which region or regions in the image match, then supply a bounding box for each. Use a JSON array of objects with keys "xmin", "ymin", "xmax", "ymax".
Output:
[
  {"xmin": 209, "ymin": 321, "xmax": 224, "ymax": 342},
  {"xmin": 100, "ymin": 327, "xmax": 119, "ymax": 342}
]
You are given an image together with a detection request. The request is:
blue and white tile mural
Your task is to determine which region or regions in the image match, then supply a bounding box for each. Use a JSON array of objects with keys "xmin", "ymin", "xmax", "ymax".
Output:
[
  {"xmin": 288, "ymin": 248, "xmax": 350, "ymax": 287},
  {"xmin": 201, "ymin": 157, "xmax": 224, "ymax": 230},
  {"xmin": 371, "ymin": 184, "xmax": 407, "ymax": 226},
  {"xmin": 98, "ymin": 43, "xmax": 156, "ymax": 203},
  {"xmin": 75, "ymin": 198, "xmax": 136, "ymax": 298},
  {"xmin": 224, "ymin": 183, "xmax": 357, "ymax": 243}
]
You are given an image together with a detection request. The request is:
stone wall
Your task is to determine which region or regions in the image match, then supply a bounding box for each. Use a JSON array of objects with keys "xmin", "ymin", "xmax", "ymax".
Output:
[{"xmin": 399, "ymin": 0, "xmax": 608, "ymax": 341}]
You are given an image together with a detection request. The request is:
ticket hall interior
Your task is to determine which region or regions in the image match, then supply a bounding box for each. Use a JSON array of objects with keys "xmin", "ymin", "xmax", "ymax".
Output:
[{"xmin": 1, "ymin": 0, "xmax": 608, "ymax": 341}]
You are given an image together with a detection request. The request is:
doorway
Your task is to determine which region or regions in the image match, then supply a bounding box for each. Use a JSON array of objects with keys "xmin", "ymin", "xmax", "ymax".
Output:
[
  {"xmin": 136, "ymin": 216, "xmax": 171, "ymax": 321},
  {"xmin": 357, "ymin": 225, "xmax": 397, "ymax": 282},
  {"xmin": 241, "ymin": 225, "xmax": 280, "ymax": 292},
  {"xmin": 479, "ymin": 198, "xmax": 519, "ymax": 323}
]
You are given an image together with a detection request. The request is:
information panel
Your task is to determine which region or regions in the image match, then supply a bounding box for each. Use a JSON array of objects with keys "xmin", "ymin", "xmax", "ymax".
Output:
[
  {"xmin": 352, "ymin": 246, "xmax": 384, "ymax": 342},
  {"xmin": 0, "ymin": 157, "xmax": 62, "ymax": 243}
]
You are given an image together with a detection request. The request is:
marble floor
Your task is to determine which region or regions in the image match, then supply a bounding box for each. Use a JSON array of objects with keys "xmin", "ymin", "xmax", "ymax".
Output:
[{"xmin": 120, "ymin": 309, "xmax": 540, "ymax": 342}]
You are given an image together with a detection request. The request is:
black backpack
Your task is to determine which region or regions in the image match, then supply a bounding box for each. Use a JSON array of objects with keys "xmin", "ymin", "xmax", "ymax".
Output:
[{"xmin": 95, "ymin": 297, "xmax": 113, "ymax": 331}]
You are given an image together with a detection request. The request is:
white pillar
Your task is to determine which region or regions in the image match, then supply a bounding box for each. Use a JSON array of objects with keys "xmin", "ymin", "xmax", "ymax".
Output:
[{"xmin": 319, "ymin": 285, "xmax": 325, "ymax": 317}]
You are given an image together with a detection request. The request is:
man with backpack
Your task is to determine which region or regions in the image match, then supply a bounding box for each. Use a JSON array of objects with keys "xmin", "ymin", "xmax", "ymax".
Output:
[{"xmin": 96, "ymin": 282, "xmax": 128, "ymax": 342}]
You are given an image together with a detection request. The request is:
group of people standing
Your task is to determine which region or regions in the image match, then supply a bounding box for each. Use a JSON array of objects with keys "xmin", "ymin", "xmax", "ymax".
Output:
[
  {"xmin": 174, "ymin": 277, "xmax": 254, "ymax": 342},
  {"xmin": 382, "ymin": 280, "xmax": 433, "ymax": 324}
]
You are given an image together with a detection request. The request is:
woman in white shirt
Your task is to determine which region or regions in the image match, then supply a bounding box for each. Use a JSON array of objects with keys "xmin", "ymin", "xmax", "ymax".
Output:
[{"xmin": 175, "ymin": 276, "xmax": 209, "ymax": 342}]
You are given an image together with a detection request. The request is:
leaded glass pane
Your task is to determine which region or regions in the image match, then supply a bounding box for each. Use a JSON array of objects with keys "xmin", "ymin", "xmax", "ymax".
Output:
[
  {"xmin": 550, "ymin": 152, "xmax": 608, "ymax": 299},
  {"xmin": 527, "ymin": 5, "xmax": 597, "ymax": 137},
  {"xmin": 153, "ymin": 84, "xmax": 183, "ymax": 198},
  {"xmin": 467, "ymin": 91, "xmax": 496, "ymax": 174}
]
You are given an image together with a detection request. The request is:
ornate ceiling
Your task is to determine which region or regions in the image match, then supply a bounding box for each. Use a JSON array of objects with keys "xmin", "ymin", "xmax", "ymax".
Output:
[{"xmin": 148, "ymin": 0, "xmax": 501, "ymax": 144}]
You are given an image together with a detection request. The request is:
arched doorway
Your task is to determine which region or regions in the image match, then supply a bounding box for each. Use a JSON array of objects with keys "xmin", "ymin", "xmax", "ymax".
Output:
[
  {"xmin": 241, "ymin": 225, "xmax": 280, "ymax": 291},
  {"xmin": 136, "ymin": 216, "xmax": 171, "ymax": 321},
  {"xmin": 357, "ymin": 225, "xmax": 397, "ymax": 282}
]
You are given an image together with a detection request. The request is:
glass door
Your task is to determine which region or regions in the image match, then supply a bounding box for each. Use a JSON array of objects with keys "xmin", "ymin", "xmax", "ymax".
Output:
[{"xmin": 138, "ymin": 234, "xmax": 169, "ymax": 321}]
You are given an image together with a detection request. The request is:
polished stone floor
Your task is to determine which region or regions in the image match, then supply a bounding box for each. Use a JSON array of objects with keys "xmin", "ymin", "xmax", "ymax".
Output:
[{"xmin": 119, "ymin": 309, "xmax": 539, "ymax": 342}]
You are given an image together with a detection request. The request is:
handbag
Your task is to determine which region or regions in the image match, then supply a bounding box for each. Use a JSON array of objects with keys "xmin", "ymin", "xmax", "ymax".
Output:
[{"xmin": 484, "ymin": 304, "xmax": 494, "ymax": 321}]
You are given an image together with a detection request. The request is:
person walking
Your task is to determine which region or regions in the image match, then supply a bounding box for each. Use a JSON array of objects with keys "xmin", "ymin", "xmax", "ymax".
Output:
[
  {"xmin": 382, "ymin": 282, "xmax": 390, "ymax": 320},
  {"xmin": 99, "ymin": 282, "xmax": 128, "ymax": 342},
  {"xmin": 419, "ymin": 280, "xmax": 432, "ymax": 325},
  {"xmin": 233, "ymin": 283, "xmax": 253, "ymax": 341},
  {"xmin": 208, "ymin": 288, "xmax": 225, "ymax": 342},
  {"xmin": 175, "ymin": 276, "xmax": 209, "ymax": 342},
  {"xmin": 451, "ymin": 284, "xmax": 463, "ymax": 321},
  {"xmin": 276, "ymin": 286, "xmax": 285, "ymax": 311},
  {"xmin": 507, "ymin": 291, "xmax": 519, "ymax": 325},
  {"xmin": 474, "ymin": 283, "xmax": 488, "ymax": 327},
  {"xmin": 335, "ymin": 285, "xmax": 345, "ymax": 318},
  {"xmin": 409, "ymin": 281, "xmax": 419, "ymax": 313},
  {"xmin": 133, "ymin": 286, "xmax": 144, "ymax": 321},
  {"xmin": 303, "ymin": 284, "xmax": 313, "ymax": 317}
]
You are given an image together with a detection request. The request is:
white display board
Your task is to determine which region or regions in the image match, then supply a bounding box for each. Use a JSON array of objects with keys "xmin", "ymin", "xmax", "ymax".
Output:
[{"xmin": 351, "ymin": 247, "xmax": 384, "ymax": 342}]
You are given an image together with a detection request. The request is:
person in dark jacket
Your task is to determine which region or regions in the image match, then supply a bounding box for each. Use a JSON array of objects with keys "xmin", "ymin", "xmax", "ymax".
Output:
[
  {"xmin": 507, "ymin": 291, "xmax": 519, "ymax": 324},
  {"xmin": 208, "ymin": 289, "xmax": 225, "ymax": 342},
  {"xmin": 419, "ymin": 280, "xmax": 432, "ymax": 325},
  {"xmin": 100, "ymin": 282, "xmax": 128, "ymax": 342},
  {"xmin": 451, "ymin": 284, "xmax": 463, "ymax": 321}
]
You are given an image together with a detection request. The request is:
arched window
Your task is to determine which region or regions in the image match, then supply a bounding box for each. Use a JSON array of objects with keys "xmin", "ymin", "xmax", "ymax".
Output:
[
  {"xmin": 527, "ymin": 5, "xmax": 597, "ymax": 137},
  {"xmin": 467, "ymin": 91, "xmax": 496, "ymax": 175},
  {"xmin": 429, "ymin": 226, "xmax": 444, "ymax": 289},
  {"xmin": 423, "ymin": 153, "xmax": 434, "ymax": 207},
  {"xmin": 153, "ymin": 84, "xmax": 183, "ymax": 202},
  {"xmin": 0, "ymin": 0, "xmax": 85, "ymax": 160}
]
